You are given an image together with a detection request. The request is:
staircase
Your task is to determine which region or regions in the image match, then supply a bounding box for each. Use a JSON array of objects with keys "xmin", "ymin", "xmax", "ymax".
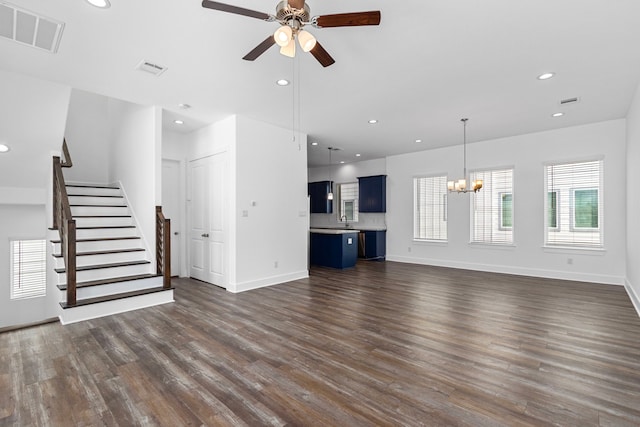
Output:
[{"xmin": 51, "ymin": 182, "xmax": 174, "ymax": 325}]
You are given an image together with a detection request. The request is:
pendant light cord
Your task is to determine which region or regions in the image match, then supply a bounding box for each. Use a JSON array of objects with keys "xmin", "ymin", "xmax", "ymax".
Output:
[{"xmin": 462, "ymin": 118, "xmax": 468, "ymax": 179}]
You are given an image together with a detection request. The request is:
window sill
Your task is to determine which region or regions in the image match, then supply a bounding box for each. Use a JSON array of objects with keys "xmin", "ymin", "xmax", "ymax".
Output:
[
  {"xmin": 542, "ymin": 246, "xmax": 605, "ymax": 255},
  {"xmin": 413, "ymin": 239, "xmax": 448, "ymax": 245},
  {"xmin": 468, "ymin": 242, "xmax": 516, "ymax": 250}
]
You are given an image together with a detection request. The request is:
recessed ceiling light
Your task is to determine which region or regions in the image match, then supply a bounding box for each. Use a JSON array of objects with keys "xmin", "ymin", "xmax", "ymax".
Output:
[
  {"xmin": 538, "ymin": 72, "xmax": 555, "ymax": 80},
  {"xmin": 0, "ymin": 144, "xmax": 10, "ymax": 153},
  {"xmin": 277, "ymin": 79, "xmax": 290, "ymax": 86},
  {"xmin": 368, "ymin": 119, "xmax": 378, "ymax": 124},
  {"xmin": 552, "ymin": 112, "xmax": 564, "ymax": 117},
  {"xmin": 340, "ymin": 161, "xmax": 345, "ymax": 164},
  {"xmin": 311, "ymin": 142, "xmax": 318, "ymax": 146},
  {"xmin": 86, "ymin": 0, "xmax": 111, "ymax": 8},
  {"xmin": 355, "ymin": 153, "xmax": 361, "ymax": 157},
  {"xmin": 174, "ymin": 119, "xmax": 184, "ymax": 125},
  {"xmin": 415, "ymin": 139, "xmax": 422, "ymax": 143},
  {"xmin": 178, "ymin": 103, "xmax": 191, "ymax": 110}
]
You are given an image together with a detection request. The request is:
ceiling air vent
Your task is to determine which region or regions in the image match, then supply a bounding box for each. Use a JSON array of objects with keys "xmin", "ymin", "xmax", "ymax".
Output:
[
  {"xmin": 135, "ymin": 60, "xmax": 167, "ymax": 76},
  {"xmin": 0, "ymin": 1, "xmax": 64, "ymax": 53},
  {"xmin": 560, "ymin": 97, "xmax": 580, "ymax": 105}
]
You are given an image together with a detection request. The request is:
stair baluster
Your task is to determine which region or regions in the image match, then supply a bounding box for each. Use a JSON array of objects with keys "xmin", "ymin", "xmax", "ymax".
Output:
[{"xmin": 155, "ymin": 206, "xmax": 171, "ymax": 289}]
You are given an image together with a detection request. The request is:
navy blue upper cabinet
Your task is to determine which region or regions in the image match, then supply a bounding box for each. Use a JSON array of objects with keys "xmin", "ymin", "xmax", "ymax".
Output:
[
  {"xmin": 358, "ymin": 175, "xmax": 386, "ymax": 212},
  {"xmin": 308, "ymin": 181, "xmax": 333, "ymax": 214}
]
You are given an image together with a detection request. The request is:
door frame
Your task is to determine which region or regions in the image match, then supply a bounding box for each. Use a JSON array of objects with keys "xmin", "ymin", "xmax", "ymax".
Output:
[{"xmin": 161, "ymin": 158, "xmax": 184, "ymax": 277}]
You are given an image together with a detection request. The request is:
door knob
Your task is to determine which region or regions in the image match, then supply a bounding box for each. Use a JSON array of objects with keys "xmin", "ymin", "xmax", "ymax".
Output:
[
  {"xmin": 201, "ymin": 233, "xmax": 209, "ymax": 238},
  {"xmin": 174, "ymin": 232, "xmax": 179, "ymax": 235}
]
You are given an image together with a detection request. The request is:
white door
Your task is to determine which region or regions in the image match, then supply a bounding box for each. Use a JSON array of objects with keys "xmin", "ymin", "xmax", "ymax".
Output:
[
  {"xmin": 189, "ymin": 153, "xmax": 226, "ymax": 287},
  {"xmin": 162, "ymin": 159, "xmax": 181, "ymax": 277}
]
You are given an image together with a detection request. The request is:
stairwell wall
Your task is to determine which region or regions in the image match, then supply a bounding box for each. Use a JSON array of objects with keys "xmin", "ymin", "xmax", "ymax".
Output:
[{"xmin": 107, "ymin": 99, "xmax": 162, "ymax": 271}]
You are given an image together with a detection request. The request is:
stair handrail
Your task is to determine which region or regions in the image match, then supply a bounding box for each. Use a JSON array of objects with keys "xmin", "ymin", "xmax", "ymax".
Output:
[
  {"xmin": 53, "ymin": 150, "xmax": 77, "ymax": 306},
  {"xmin": 155, "ymin": 206, "xmax": 171, "ymax": 289},
  {"xmin": 61, "ymin": 138, "xmax": 73, "ymax": 168}
]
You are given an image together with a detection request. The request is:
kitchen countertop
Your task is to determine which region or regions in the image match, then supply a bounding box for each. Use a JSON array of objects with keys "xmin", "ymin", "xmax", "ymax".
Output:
[
  {"xmin": 310, "ymin": 226, "xmax": 387, "ymax": 232},
  {"xmin": 310, "ymin": 228, "xmax": 360, "ymax": 235}
]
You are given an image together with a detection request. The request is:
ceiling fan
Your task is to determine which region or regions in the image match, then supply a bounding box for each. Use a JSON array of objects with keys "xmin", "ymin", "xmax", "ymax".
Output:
[{"xmin": 202, "ymin": 0, "xmax": 381, "ymax": 67}]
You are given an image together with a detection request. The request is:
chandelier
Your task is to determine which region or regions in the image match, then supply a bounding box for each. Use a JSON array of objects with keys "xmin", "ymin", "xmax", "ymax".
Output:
[{"xmin": 448, "ymin": 118, "xmax": 482, "ymax": 193}]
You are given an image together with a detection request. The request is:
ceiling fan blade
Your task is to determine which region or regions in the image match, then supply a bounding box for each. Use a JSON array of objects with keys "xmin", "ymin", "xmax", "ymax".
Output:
[
  {"xmin": 242, "ymin": 36, "xmax": 277, "ymax": 61},
  {"xmin": 314, "ymin": 11, "xmax": 381, "ymax": 28},
  {"xmin": 288, "ymin": 0, "xmax": 305, "ymax": 9},
  {"xmin": 309, "ymin": 42, "xmax": 335, "ymax": 67},
  {"xmin": 202, "ymin": 0, "xmax": 272, "ymax": 21}
]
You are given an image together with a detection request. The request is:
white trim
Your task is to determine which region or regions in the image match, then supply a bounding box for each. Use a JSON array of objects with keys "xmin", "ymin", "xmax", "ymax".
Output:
[
  {"xmin": 386, "ymin": 255, "xmax": 625, "ymax": 286},
  {"xmin": 229, "ymin": 270, "xmax": 309, "ymax": 293},
  {"xmin": 58, "ymin": 289, "xmax": 174, "ymax": 325},
  {"xmin": 625, "ymin": 279, "xmax": 640, "ymax": 319}
]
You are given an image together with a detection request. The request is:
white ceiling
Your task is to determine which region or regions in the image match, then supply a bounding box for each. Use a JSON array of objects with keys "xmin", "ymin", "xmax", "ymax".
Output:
[{"xmin": 1, "ymin": 0, "xmax": 640, "ymax": 167}]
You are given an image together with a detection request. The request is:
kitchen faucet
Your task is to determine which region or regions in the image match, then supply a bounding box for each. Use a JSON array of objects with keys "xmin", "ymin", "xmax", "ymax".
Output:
[{"xmin": 340, "ymin": 215, "xmax": 349, "ymax": 227}]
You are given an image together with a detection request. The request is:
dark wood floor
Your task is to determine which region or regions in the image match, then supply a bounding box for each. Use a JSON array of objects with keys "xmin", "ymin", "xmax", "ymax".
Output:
[{"xmin": 2, "ymin": 261, "xmax": 640, "ymax": 426}]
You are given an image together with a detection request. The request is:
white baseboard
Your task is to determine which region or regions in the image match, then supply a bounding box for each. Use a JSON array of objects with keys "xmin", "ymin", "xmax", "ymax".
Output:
[
  {"xmin": 229, "ymin": 270, "xmax": 309, "ymax": 293},
  {"xmin": 625, "ymin": 279, "xmax": 640, "ymax": 318},
  {"xmin": 386, "ymin": 255, "xmax": 625, "ymax": 286}
]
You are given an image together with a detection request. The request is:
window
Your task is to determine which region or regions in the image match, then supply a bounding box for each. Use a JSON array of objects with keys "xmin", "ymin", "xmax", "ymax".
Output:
[
  {"xmin": 10, "ymin": 239, "xmax": 47, "ymax": 300},
  {"xmin": 500, "ymin": 193, "xmax": 513, "ymax": 229},
  {"xmin": 337, "ymin": 182, "xmax": 358, "ymax": 222},
  {"xmin": 414, "ymin": 175, "xmax": 448, "ymax": 241},
  {"xmin": 547, "ymin": 191, "xmax": 558, "ymax": 229},
  {"xmin": 470, "ymin": 168, "xmax": 514, "ymax": 244},
  {"xmin": 545, "ymin": 160, "xmax": 602, "ymax": 247}
]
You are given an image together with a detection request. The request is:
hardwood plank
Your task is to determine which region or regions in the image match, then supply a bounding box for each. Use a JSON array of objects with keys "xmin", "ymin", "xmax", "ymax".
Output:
[{"xmin": 2, "ymin": 261, "xmax": 640, "ymax": 426}]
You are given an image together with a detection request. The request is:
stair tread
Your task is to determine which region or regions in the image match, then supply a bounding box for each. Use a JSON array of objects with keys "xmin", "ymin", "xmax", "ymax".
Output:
[
  {"xmin": 66, "ymin": 184, "xmax": 120, "ymax": 189},
  {"xmin": 70, "ymin": 204, "xmax": 128, "ymax": 207},
  {"xmin": 76, "ymin": 225, "xmax": 136, "ymax": 229},
  {"xmin": 73, "ymin": 215, "xmax": 132, "ymax": 218},
  {"xmin": 54, "ymin": 260, "xmax": 150, "ymax": 273},
  {"xmin": 52, "ymin": 248, "xmax": 145, "ymax": 258},
  {"xmin": 60, "ymin": 286, "xmax": 173, "ymax": 309},
  {"xmin": 51, "ymin": 236, "xmax": 141, "ymax": 244},
  {"xmin": 69, "ymin": 194, "xmax": 124, "ymax": 199},
  {"xmin": 58, "ymin": 273, "xmax": 159, "ymax": 290}
]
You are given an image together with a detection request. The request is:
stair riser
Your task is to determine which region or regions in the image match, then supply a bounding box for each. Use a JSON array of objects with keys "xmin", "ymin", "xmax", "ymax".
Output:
[
  {"xmin": 59, "ymin": 276, "xmax": 163, "ymax": 300},
  {"xmin": 76, "ymin": 228, "xmax": 138, "ymax": 239},
  {"xmin": 52, "ymin": 251, "xmax": 147, "ymax": 269},
  {"xmin": 69, "ymin": 196, "xmax": 126, "ymax": 206},
  {"xmin": 52, "ymin": 239, "xmax": 142, "ymax": 253},
  {"xmin": 71, "ymin": 206, "xmax": 129, "ymax": 216},
  {"xmin": 74, "ymin": 217, "xmax": 133, "ymax": 228},
  {"xmin": 56, "ymin": 263, "xmax": 153, "ymax": 284},
  {"xmin": 66, "ymin": 187, "xmax": 121, "ymax": 197}
]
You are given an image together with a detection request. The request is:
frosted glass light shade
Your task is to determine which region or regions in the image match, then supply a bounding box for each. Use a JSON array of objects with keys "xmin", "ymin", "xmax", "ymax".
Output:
[
  {"xmin": 297, "ymin": 30, "xmax": 316, "ymax": 52},
  {"xmin": 280, "ymin": 38, "xmax": 296, "ymax": 57},
  {"xmin": 458, "ymin": 179, "xmax": 467, "ymax": 190},
  {"xmin": 328, "ymin": 192, "xmax": 334, "ymax": 200},
  {"xmin": 274, "ymin": 26, "xmax": 293, "ymax": 47}
]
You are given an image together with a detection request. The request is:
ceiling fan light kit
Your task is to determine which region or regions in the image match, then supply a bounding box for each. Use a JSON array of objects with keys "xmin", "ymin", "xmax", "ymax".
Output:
[{"xmin": 201, "ymin": 0, "xmax": 381, "ymax": 67}]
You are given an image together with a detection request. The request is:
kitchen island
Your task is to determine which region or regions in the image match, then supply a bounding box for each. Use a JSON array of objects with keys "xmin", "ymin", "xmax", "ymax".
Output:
[{"xmin": 309, "ymin": 228, "xmax": 359, "ymax": 269}]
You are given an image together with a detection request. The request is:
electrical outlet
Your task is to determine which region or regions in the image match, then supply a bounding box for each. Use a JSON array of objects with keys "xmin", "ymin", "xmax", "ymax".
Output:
[
  {"xmin": 567, "ymin": 258, "xmax": 573, "ymax": 265},
  {"xmin": 242, "ymin": 210, "xmax": 248, "ymax": 217},
  {"xmin": 274, "ymin": 261, "xmax": 278, "ymax": 268},
  {"xmin": 408, "ymin": 247, "xmax": 412, "ymax": 252}
]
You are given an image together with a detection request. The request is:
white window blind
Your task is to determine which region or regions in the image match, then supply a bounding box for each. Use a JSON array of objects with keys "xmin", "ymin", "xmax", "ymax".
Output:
[
  {"xmin": 414, "ymin": 175, "xmax": 448, "ymax": 241},
  {"xmin": 470, "ymin": 168, "xmax": 514, "ymax": 244},
  {"xmin": 545, "ymin": 159, "xmax": 602, "ymax": 247},
  {"xmin": 10, "ymin": 239, "xmax": 47, "ymax": 300},
  {"xmin": 337, "ymin": 182, "xmax": 359, "ymax": 222}
]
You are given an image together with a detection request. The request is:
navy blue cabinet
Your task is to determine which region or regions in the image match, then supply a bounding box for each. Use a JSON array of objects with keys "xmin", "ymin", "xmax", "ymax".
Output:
[
  {"xmin": 358, "ymin": 175, "xmax": 386, "ymax": 212},
  {"xmin": 363, "ymin": 230, "xmax": 386, "ymax": 260},
  {"xmin": 308, "ymin": 181, "xmax": 333, "ymax": 214},
  {"xmin": 310, "ymin": 231, "xmax": 358, "ymax": 269}
]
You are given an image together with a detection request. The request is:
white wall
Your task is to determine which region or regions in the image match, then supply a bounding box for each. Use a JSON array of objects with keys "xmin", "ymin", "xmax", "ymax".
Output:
[
  {"xmin": 0, "ymin": 205, "xmax": 55, "ymax": 328},
  {"xmin": 626, "ymin": 83, "xmax": 640, "ymax": 314},
  {"xmin": 308, "ymin": 158, "xmax": 387, "ymax": 229},
  {"xmin": 387, "ymin": 119, "xmax": 627, "ymax": 285},
  {"xmin": 63, "ymin": 89, "xmax": 110, "ymax": 184},
  {"xmin": 107, "ymin": 99, "xmax": 161, "ymax": 270},
  {"xmin": 234, "ymin": 116, "xmax": 309, "ymax": 292}
]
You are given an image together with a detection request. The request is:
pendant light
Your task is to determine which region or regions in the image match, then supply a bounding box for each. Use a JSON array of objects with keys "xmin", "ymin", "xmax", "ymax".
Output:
[
  {"xmin": 327, "ymin": 147, "xmax": 334, "ymax": 200},
  {"xmin": 447, "ymin": 118, "xmax": 483, "ymax": 193}
]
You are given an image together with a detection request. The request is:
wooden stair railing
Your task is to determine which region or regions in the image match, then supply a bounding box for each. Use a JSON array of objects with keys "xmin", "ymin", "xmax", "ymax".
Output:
[
  {"xmin": 156, "ymin": 206, "xmax": 171, "ymax": 289},
  {"xmin": 53, "ymin": 147, "xmax": 77, "ymax": 306},
  {"xmin": 61, "ymin": 138, "xmax": 73, "ymax": 168}
]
